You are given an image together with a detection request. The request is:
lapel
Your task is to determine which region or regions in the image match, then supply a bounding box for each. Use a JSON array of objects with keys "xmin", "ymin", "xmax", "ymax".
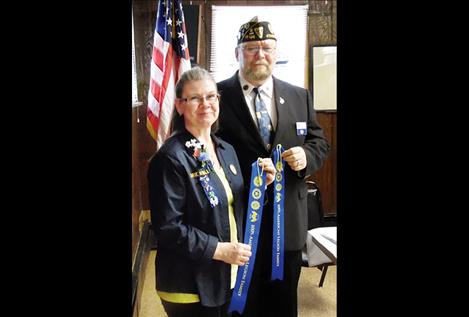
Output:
[
  {"xmin": 272, "ymin": 77, "xmax": 289, "ymax": 147},
  {"xmin": 223, "ymin": 72, "xmax": 266, "ymax": 149},
  {"xmin": 213, "ymin": 134, "xmax": 237, "ymax": 197},
  {"xmin": 214, "ymin": 137, "xmax": 230, "ymax": 182},
  {"xmin": 213, "ymin": 135, "xmax": 244, "ymax": 226},
  {"xmin": 178, "ymin": 131, "xmax": 229, "ymax": 236}
]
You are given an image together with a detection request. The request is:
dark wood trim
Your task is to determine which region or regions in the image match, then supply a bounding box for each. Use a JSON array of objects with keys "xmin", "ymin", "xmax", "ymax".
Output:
[{"xmin": 132, "ymin": 221, "xmax": 153, "ymax": 316}]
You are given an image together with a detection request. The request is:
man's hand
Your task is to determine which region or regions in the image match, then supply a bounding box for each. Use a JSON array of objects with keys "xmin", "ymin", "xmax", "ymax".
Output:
[{"xmin": 282, "ymin": 146, "xmax": 307, "ymax": 171}]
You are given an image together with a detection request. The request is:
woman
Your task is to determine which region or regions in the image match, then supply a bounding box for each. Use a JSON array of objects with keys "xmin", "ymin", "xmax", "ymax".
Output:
[{"xmin": 148, "ymin": 67, "xmax": 275, "ymax": 317}]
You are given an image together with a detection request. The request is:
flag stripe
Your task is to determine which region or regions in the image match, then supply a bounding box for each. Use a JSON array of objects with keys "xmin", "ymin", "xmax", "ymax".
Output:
[
  {"xmin": 152, "ymin": 45, "xmax": 164, "ymax": 70},
  {"xmin": 160, "ymin": 45, "xmax": 173, "ymax": 104},
  {"xmin": 150, "ymin": 61, "xmax": 163, "ymax": 89},
  {"xmin": 150, "ymin": 79, "xmax": 161, "ymax": 104}
]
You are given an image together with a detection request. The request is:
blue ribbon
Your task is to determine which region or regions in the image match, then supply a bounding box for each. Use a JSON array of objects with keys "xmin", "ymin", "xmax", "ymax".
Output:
[
  {"xmin": 197, "ymin": 157, "xmax": 220, "ymax": 208},
  {"xmin": 271, "ymin": 145, "xmax": 285, "ymax": 280},
  {"xmin": 228, "ymin": 159, "xmax": 267, "ymax": 314},
  {"xmin": 198, "ymin": 173, "xmax": 219, "ymax": 208}
]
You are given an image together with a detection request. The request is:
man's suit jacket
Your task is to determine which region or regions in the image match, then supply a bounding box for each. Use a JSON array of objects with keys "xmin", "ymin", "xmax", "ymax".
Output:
[
  {"xmin": 148, "ymin": 129, "xmax": 245, "ymax": 307},
  {"xmin": 217, "ymin": 71, "xmax": 330, "ymax": 251}
]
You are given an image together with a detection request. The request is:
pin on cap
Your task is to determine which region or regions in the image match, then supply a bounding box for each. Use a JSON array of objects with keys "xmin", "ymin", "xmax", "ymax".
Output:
[{"xmin": 237, "ymin": 16, "xmax": 276, "ymax": 44}]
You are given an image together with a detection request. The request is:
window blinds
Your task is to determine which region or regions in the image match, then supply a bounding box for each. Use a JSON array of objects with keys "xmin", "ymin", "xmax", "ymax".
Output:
[{"xmin": 210, "ymin": 5, "xmax": 308, "ymax": 88}]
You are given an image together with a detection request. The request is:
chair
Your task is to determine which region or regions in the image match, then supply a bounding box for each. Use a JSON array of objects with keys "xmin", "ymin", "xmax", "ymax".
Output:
[
  {"xmin": 302, "ymin": 226, "xmax": 337, "ymax": 287},
  {"xmin": 301, "ymin": 246, "xmax": 330, "ymax": 287},
  {"xmin": 302, "ymin": 181, "xmax": 337, "ymax": 287}
]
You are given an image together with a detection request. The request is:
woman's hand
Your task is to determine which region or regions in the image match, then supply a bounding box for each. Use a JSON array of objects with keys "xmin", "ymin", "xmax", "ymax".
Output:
[
  {"xmin": 258, "ymin": 158, "xmax": 276, "ymax": 186},
  {"xmin": 213, "ymin": 242, "xmax": 252, "ymax": 266}
]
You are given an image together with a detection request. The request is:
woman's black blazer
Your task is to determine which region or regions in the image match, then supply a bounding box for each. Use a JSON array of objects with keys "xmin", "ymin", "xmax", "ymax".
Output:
[{"xmin": 148, "ymin": 129, "xmax": 245, "ymax": 307}]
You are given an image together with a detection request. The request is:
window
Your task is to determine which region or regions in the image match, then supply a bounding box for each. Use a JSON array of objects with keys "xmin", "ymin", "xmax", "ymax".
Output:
[{"xmin": 210, "ymin": 5, "xmax": 308, "ymax": 88}]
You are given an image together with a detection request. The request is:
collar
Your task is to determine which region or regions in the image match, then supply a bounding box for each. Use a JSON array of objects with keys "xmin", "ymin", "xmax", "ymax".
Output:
[{"xmin": 238, "ymin": 72, "xmax": 273, "ymax": 99}]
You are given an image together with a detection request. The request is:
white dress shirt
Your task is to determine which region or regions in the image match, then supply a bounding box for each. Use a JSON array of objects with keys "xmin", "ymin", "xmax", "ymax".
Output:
[{"xmin": 237, "ymin": 72, "xmax": 277, "ymax": 132}]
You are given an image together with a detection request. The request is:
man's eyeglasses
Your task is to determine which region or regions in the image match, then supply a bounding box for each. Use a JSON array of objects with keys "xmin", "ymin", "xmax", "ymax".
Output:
[
  {"xmin": 241, "ymin": 46, "xmax": 276, "ymax": 55},
  {"xmin": 179, "ymin": 94, "xmax": 220, "ymax": 106}
]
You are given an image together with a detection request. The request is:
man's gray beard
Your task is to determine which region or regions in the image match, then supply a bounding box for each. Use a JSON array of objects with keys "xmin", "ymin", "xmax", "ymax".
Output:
[{"xmin": 244, "ymin": 67, "xmax": 272, "ymax": 82}]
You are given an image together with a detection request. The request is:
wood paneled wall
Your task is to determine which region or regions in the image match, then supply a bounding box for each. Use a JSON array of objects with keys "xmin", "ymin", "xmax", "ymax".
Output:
[
  {"xmin": 311, "ymin": 111, "xmax": 336, "ymax": 215},
  {"xmin": 132, "ymin": 0, "xmax": 158, "ymax": 261}
]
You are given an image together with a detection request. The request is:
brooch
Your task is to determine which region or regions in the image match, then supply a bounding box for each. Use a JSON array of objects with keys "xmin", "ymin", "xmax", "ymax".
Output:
[{"xmin": 185, "ymin": 139, "xmax": 210, "ymax": 167}]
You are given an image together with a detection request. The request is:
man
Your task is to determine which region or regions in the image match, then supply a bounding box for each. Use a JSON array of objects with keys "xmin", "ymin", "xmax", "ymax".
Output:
[{"xmin": 216, "ymin": 16, "xmax": 330, "ymax": 317}]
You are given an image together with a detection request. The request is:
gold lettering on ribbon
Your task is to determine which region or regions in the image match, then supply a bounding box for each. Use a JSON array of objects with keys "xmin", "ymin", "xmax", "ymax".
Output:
[{"xmin": 190, "ymin": 169, "xmax": 210, "ymax": 178}]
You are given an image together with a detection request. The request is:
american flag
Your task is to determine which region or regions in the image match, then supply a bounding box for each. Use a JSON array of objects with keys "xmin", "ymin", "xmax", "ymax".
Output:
[{"xmin": 147, "ymin": 0, "xmax": 191, "ymax": 147}]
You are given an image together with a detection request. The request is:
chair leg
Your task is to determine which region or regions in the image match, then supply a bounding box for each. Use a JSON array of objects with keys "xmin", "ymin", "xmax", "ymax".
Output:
[{"xmin": 318, "ymin": 265, "xmax": 328, "ymax": 287}]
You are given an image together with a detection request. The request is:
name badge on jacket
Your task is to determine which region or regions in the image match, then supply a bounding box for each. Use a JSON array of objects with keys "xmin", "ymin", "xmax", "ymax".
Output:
[{"xmin": 296, "ymin": 122, "xmax": 307, "ymax": 136}]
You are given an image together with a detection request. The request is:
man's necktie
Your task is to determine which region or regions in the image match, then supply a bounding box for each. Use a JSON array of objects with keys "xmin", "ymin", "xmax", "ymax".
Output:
[{"xmin": 253, "ymin": 87, "xmax": 272, "ymax": 149}]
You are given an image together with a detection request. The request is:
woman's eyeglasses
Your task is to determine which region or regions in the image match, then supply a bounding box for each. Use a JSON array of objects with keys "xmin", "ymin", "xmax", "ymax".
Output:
[{"xmin": 179, "ymin": 94, "xmax": 220, "ymax": 106}]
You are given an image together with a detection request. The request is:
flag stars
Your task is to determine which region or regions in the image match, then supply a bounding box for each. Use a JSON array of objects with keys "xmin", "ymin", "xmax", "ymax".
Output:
[
  {"xmin": 178, "ymin": 30, "xmax": 184, "ymax": 39},
  {"xmin": 176, "ymin": 19, "xmax": 182, "ymax": 27},
  {"xmin": 166, "ymin": 17, "xmax": 172, "ymax": 25}
]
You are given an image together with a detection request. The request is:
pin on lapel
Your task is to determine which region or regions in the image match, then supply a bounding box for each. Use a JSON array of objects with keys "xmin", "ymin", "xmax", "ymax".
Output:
[
  {"xmin": 279, "ymin": 97, "xmax": 285, "ymax": 104},
  {"xmin": 229, "ymin": 164, "xmax": 237, "ymax": 175},
  {"xmin": 296, "ymin": 122, "xmax": 307, "ymax": 136}
]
